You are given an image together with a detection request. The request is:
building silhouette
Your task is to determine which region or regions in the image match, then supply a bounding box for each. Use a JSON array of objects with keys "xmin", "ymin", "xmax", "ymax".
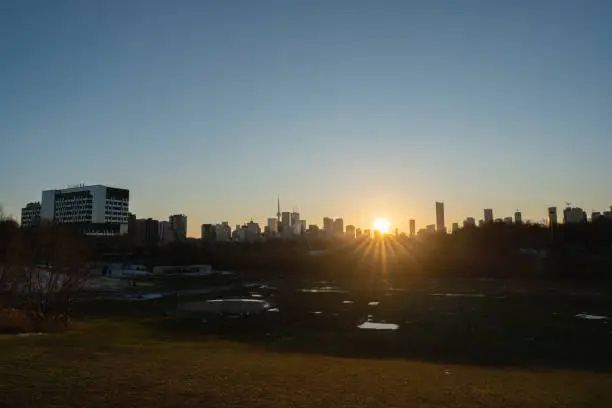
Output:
[
  {"xmin": 483, "ymin": 208, "xmax": 493, "ymax": 224},
  {"xmin": 409, "ymin": 219, "xmax": 416, "ymax": 237},
  {"xmin": 435, "ymin": 202, "xmax": 445, "ymax": 233},
  {"xmin": 514, "ymin": 211, "xmax": 522, "ymax": 224},
  {"xmin": 333, "ymin": 218, "xmax": 344, "ymax": 236},
  {"xmin": 169, "ymin": 214, "xmax": 187, "ymax": 239},
  {"xmin": 20, "ymin": 202, "xmax": 41, "ymax": 228},
  {"xmin": 548, "ymin": 207, "xmax": 558, "ymax": 226}
]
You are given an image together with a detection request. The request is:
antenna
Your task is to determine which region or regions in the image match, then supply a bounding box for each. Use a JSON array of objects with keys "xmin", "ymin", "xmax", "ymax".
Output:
[{"xmin": 276, "ymin": 195, "xmax": 281, "ymax": 221}]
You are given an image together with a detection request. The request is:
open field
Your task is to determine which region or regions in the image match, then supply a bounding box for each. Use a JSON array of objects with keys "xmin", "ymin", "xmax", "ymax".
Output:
[
  {"xmin": 2, "ymin": 275, "xmax": 611, "ymax": 407},
  {"xmin": 1, "ymin": 319, "xmax": 612, "ymax": 408}
]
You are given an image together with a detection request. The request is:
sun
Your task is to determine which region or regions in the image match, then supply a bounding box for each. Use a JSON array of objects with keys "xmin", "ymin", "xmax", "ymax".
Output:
[{"xmin": 373, "ymin": 218, "xmax": 391, "ymax": 234}]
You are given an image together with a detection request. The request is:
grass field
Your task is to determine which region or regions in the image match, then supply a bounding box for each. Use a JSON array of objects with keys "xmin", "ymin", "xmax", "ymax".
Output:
[{"xmin": 1, "ymin": 317, "xmax": 612, "ymax": 408}]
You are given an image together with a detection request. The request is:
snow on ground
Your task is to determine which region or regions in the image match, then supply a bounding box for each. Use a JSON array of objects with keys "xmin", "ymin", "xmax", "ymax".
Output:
[
  {"xmin": 357, "ymin": 322, "xmax": 399, "ymax": 330},
  {"xmin": 576, "ymin": 313, "xmax": 608, "ymax": 320}
]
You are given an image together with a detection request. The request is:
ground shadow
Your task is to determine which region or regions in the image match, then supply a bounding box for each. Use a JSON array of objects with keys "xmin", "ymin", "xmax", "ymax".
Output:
[{"xmin": 141, "ymin": 292, "xmax": 612, "ymax": 372}]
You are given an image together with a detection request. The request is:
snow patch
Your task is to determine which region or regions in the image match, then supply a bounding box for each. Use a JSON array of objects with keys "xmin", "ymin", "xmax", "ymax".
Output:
[
  {"xmin": 357, "ymin": 322, "xmax": 399, "ymax": 330},
  {"xmin": 576, "ymin": 313, "xmax": 608, "ymax": 320}
]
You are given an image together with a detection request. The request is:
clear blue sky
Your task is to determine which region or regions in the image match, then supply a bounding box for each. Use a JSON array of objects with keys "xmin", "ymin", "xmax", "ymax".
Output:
[{"xmin": 2, "ymin": 0, "xmax": 611, "ymax": 236}]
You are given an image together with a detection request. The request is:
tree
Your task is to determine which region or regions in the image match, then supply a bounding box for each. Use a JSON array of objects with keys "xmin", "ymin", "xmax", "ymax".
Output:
[{"xmin": 2, "ymin": 222, "xmax": 92, "ymax": 328}]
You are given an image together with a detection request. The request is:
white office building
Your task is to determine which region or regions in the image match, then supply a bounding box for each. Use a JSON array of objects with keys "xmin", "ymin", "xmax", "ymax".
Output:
[{"xmin": 41, "ymin": 184, "xmax": 129, "ymax": 235}]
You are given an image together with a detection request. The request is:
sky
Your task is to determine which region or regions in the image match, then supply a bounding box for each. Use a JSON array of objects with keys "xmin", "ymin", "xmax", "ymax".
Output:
[{"xmin": 1, "ymin": 0, "xmax": 612, "ymax": 236}]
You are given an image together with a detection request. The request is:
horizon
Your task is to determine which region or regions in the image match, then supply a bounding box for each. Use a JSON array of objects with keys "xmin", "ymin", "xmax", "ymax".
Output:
[{"xmin": 2, "ymin": 1, "xmax": 612, "ymax": 236}]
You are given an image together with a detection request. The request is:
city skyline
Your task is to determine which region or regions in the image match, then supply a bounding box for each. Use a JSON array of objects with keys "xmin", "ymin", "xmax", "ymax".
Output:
[
  {"xmin": 14, "ymin": 184, "xmax": 612, "ymax": 238},
  {"xmin": 2, "ymin": 1, "xmax": 612, "ymax": 237}
]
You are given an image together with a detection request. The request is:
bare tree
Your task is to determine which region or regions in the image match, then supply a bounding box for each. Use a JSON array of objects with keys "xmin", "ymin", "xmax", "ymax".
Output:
[
  {"xmin": 0, "ymin": 209, "xmax": 20, "ymax": 304},
  {"xmin": 7, "ymin": 223, "xmax": 92, "ymax": 327}
]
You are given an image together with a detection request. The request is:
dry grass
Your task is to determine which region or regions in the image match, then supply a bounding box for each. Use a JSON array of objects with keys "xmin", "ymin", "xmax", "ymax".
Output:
[
  {"xmin": 0, "ymin": 319, "xmax": 611, "ymax": 408},
  {"xmin": 0, "ymin": 308, "xmax": 67, "ymax": 334}
]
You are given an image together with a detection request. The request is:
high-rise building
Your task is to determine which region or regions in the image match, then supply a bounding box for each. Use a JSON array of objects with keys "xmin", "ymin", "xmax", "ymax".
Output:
[
  {"xmin": 548, "ymin": 207, "xmax": 558, "ymax": 226},
  {"xmin": 299, "ymin": 220, "xmax": 306, "ymax": 235},
  {"xmin": 201, "ymin": 224, "xmax": 216, "ymax": 242},
  {"xmin": 409, "ymin": 219, "xmax": 416, "ymax": 237},
  {"xmin": 514, "ymin": 211, "xmax": 522, "ymax": 224},
  {"xmin": 133, "ymin": 218, "xmax": 159, "ymax": 247},
  {"xmin": 216, "ymin": 222, "xmax": 231, "ymax": 241},
  {"xmin": 592, "ymin": 212, "xmax": 602, "ymax": 222},
  {"xmin": 345, "ymin": 225, "xmax": 356, "ymax": 239},
  {"xmin": 292, "ymin": 220, "xmax": 302, "ymax": 235},
  {"xmin": 169, "ymin": 214, "xmax": 187, "ymax": 239},
  {"xmin": 20, "ymin": 202, "xmax": 41, "ymax": 228},
  {"xmin": 504, "ymin": 217, "xmax": 513, "ymax": 224},
  {"xmin": 333, "ymin": 218, "xmax": 344, "ymax": 236},
  {"xmin": 451, "ymin": 222, "xmax": 459, "ymax": 233},
  {"xmin": 363, "ymin": 229, "xmax": 371, "ymax": 237},
  {"xmin": 426, "ymin": 224, "xmax": 436, "ymax": 233},
  {"xmin": 323, "ymin": 217, "xmax": 333, "ymax": 232},
  {"xmin": 435, "ymin": 202, "xmax": 445, "ymax": 233},
  {"xmin": 158, "ymin": 221, "xmax": 174, "ymax": 244},
  {"xmin": 281, "ymin": 212, "xmax": 291, "ymax": 230},
  {"xmin": 355, "ymin": 228, "xmax": 362, "ymax": 237},
  {"xmin": 478, "ymin": 219, "xmax": 484, "ymax": 227},
  {"xmin": 563, "ymin": 207, "xmax": 584, "ymax": 224},
  {"xmin": 41, "ymin": 184, "xmax": 129, "ymax": 236},
  {"xmin": 290, "ymin": 212, "xmax": 300, "ymax": 227},
  {"xmin": 267, "ymin": 218, "xmax": 278, "ymax": 236},
  {"xmin": 483, "ymin": 208, "xmax": 494, "ymax": 224}
]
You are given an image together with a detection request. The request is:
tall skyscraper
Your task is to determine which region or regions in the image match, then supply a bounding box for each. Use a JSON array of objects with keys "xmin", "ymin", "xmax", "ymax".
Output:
[
  {"xmin": 333, "ymin": 218, "xmax": 344, "ymax": 236},
  {"xmin": 133, "ymin": 218, "xmax": 159, "ymax": 247},
  {"xmin": 514, "ymin": 211, "xmax": 522, "ymax": 224},
  {"xmin": 216, "ymin": 222, "xmax": 231, "ymax": 241},
  {"xmin": 409, "ymin": 219, "xmax": 416, "ymax": 237},
  {"xmin": 345, "ymin": 225, "xmax": 356, "ymax": 239},
  {"xmin": 323, "ymin": 217, "xmax": 333, "ymax": 231},
  {"xmin": 451, "ymin": 222, "xmax": 459, "ymax": 233},
  {"xmin": 484, "ymin": 208, "xmax": 494, "ymax": 223},
  {"xmin": 169, "ymin": 214, "xmax": 187, "ymax": 239},
  {"xmin": 290, "ymin": 212, "xmax": 300, "ymax": 227},
  {"xmin": 548, "ymin": 207, "xmax": 558, "ymax": 226},
  {"xmin": 201, "ymin": 224, "xmax": 216, "ymax": 242},
  {"xmin": 435, "ymin": 202, "xmax": 445, "ymax": 232},
  {"xmin": 267, "ymin": 218, "xmax": 278, "ymax": 235},
  {"xmin": 281, "ymin": 212, "xmax": 291, "ymax": 229},
  {"xmin": 563, "ymin": 207, "xmax": 584, "ymax": 224}
]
